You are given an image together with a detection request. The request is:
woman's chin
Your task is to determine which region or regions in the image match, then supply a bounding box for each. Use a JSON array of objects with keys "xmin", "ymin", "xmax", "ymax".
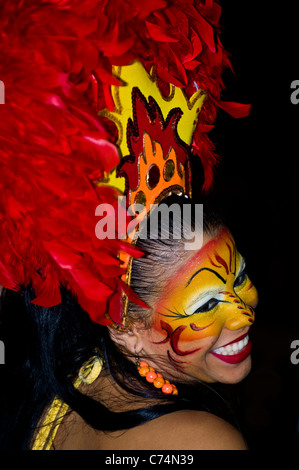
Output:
[
  {"xmin": 215, "ymin": 355, "xmax": 252, "ymax": 384},
  {"xmin": 188, "ymin": 354, "xmax": 253, "ymax": 385}
]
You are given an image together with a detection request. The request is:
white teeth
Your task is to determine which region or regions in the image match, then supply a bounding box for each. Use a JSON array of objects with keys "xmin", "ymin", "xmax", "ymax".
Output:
[{"xmin": 213, "ymin": 335, "xmax": 249, "ymax": 356}]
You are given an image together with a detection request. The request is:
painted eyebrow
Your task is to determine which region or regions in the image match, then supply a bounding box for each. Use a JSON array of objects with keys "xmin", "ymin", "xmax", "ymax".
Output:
[{"xmin": 185, "ymin": 267, "xmax": 226, "ymax": 288}]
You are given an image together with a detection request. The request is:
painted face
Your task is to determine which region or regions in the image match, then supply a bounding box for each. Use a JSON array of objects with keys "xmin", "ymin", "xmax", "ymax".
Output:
[{"xmin": 137, "ymin": 228, "xmax": 258, "ymax": 384}]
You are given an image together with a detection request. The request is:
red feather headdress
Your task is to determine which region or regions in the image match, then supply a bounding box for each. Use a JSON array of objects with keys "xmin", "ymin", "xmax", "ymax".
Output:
[{"xmin": 0, "ymin": 0, "xmax": 250, "ymax": 326}]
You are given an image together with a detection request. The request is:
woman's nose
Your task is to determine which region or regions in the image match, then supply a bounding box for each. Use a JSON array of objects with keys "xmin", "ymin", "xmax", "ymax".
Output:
[{"xmin": 222, "ymin": 294, "xmax": 255, "ymax": 330}]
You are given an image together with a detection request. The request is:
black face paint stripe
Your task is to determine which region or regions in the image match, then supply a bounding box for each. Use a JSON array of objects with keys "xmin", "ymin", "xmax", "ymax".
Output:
[{"xmin": 185, "ymin": 267, "xmax": 226, "ymax": 288}]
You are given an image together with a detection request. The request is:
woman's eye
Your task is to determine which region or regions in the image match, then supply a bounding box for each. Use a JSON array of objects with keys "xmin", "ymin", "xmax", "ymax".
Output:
[
  {"xmin": 234, "ymin": 271, "xmax": 247, "ymax": 288},
  {"xmin": 193, "ymin": 298, "xmax": 219, "ymax": 314}
]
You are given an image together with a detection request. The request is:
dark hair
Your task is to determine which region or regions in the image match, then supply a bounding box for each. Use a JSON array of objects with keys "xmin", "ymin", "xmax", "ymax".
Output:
[
  {"xmin": 128, "ymin": 194, "xmax": 223, "ymax": 325},
  {"xmin": 0, "ymin": 196, "xmax": 238, "ymax": 450}
]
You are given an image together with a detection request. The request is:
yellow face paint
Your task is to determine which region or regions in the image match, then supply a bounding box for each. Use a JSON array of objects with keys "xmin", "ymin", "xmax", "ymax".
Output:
[{"xmin": 139, "ymin": 228, "xmax": 258, "ymax": 382}]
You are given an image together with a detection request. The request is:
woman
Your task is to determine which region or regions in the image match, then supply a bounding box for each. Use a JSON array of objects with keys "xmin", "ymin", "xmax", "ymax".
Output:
[
  {"xmin": 0, "ymin": 0, "xmax": 254, "ymax": 451},
  {"xmin": 0, "ymin": 196, "xmax": 258, "ymax": 450}
]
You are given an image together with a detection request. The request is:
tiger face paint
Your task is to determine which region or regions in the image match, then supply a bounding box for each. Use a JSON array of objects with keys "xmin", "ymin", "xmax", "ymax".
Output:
[{"xmin": 137, "ymin": 228, "xmax": 258, "ymax": 384}]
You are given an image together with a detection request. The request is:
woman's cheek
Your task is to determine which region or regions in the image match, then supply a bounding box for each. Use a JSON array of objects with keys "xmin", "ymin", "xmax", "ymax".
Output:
[
  {"xmin": 176, "ymin": 317, "xmax": 223, "ymax": 343},
  {"xmin": 149, "ymin": 314, "xmax": 223, "ymax": 358}
]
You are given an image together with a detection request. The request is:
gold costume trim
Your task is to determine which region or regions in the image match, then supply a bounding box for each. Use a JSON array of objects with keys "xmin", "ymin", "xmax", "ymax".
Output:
[{"xmin": 31, "ymin": 356, "xmax": 103, "ymax": 450}]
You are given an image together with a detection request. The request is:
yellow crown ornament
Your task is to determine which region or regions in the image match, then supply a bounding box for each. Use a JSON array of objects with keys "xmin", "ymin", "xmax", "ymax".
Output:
[{"xmin": 99, "ymin": 61, "xmax": 207, "ymax": 327}]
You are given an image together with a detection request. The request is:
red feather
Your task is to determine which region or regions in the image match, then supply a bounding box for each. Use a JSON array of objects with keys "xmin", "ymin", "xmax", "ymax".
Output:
[{"xmin": 0, "ymin": 0, "xmax": 249, "ymax": 325}]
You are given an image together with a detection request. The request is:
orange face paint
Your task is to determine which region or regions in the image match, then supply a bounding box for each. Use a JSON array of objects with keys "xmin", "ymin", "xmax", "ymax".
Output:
[
  {"xmin": 139, "ymin": 229, "xmax": 258, "ymax": 383},
  {"xmin": 137, "ymin": 228, "xmax": 258, "ymax": 383}
]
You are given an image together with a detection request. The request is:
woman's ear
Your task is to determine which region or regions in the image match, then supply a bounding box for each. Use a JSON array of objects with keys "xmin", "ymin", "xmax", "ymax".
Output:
[{"xmin": 108, "ymin": 325, "xmax": 143, "ymax": 355}]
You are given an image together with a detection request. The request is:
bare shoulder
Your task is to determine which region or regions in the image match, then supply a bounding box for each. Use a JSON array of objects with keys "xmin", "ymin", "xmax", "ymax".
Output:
[
  {"xmin": 128, "ymin": 410, "xmax": 248, "ymax": 450},
  {"xmin": 51, "ymin": 408, "xmax": 248, "ymax": 450}
]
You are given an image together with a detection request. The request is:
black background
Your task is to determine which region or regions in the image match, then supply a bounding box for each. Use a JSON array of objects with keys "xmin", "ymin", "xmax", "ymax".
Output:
[{"xmin": 193, "ymin": 1, "xmax": 299, "ymax": 451}]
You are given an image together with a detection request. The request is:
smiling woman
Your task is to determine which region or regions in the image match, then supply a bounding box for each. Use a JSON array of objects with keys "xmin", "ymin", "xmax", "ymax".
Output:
[
  {"xmin": 0, "ymin": 0, "xmax": 255, "ymax": 451},
  {"xmin": 118, "ymin": 197, "xmax": 258, "ymax": 387},
  {"xmin": 126, "ymin": 225, "xmax": 258, "ymax": 386},
  {"xmin": 0, "ymin": 197, "xmax": 255, "ymax": 450}
]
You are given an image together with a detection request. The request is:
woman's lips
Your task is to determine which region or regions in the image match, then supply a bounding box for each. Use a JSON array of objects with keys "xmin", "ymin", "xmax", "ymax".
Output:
[{"xmin": 210, "ymin": 333, "xmax": 252, "ymax": 364}]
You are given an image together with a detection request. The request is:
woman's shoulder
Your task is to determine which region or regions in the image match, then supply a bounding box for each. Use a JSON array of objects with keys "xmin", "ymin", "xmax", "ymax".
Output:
[
  {"xmin": 53, "ymin": 408, "xmax": 248, "ymax": 450},
  {"xmin": 122, "ymin": 410, "xmax": 248, "ymax": 450}
]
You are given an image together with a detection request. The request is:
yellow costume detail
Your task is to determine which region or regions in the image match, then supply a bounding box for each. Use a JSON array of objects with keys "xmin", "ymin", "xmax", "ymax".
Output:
[
  {"xmin": 31, "ymin": 356, "xmax": 103, "ymax": 450},
  {"xmin": 98, "ymin": 62, "xmax": 207, "ymax": 327},
  {"xmin": 99, "ymin": 61, "xmax": 206, "ymax": 195}
]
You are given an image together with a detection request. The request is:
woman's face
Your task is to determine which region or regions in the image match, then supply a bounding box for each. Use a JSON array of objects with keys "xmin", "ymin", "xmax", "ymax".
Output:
[{"xmin": 136, "ymin": 227, "xmax": 258, "ymax": 384}]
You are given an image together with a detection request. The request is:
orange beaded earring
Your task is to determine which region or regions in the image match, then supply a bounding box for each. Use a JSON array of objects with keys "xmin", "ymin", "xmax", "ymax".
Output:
[{"xmin": 136, "ymin": 360, "xmax": 178, "ymax": 395}]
